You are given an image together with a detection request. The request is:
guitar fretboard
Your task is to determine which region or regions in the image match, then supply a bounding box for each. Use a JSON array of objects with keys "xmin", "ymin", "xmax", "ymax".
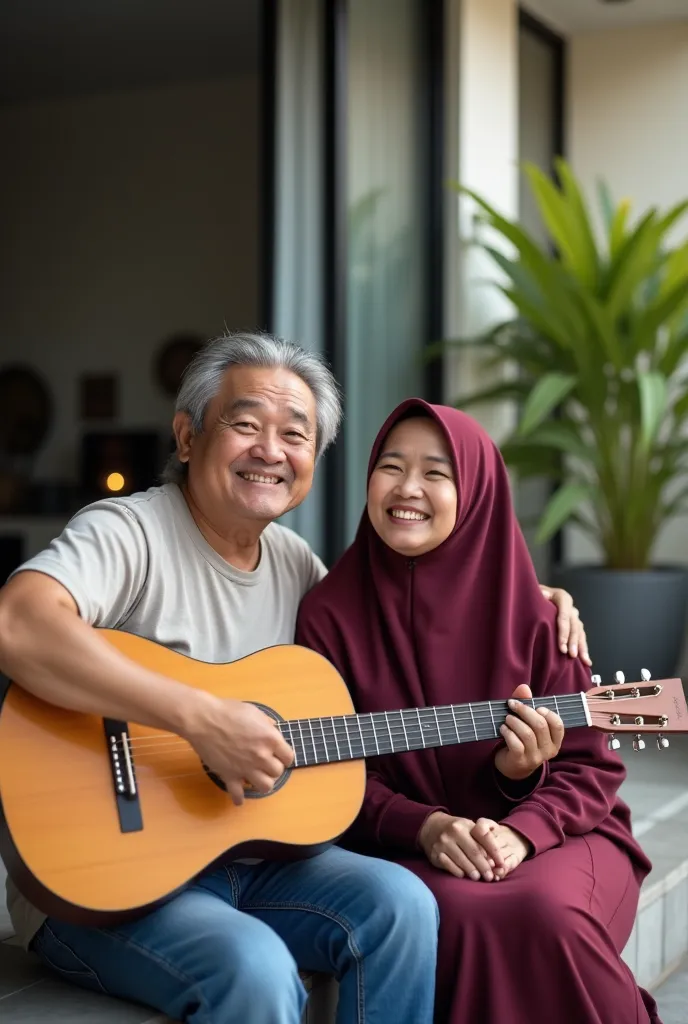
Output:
[{"xmin": 277, "ymin": 694, "xmax": 589, "ymax": 768}]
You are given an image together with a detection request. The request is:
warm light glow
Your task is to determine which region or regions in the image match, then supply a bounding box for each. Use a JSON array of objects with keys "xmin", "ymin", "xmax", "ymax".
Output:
[{"xmin": 106, "ymin": 472, "xmax": 125, "ymax": 492}]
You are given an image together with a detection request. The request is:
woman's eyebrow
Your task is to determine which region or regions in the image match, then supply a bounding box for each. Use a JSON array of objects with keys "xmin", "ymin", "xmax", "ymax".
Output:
[{"xmin": 376, "ymin": 449, "xmax": 452, "ymax": 466}]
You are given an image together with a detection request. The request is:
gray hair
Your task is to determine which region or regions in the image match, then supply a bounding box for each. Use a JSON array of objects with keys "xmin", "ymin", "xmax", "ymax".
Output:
[{"xmin": 162, "ymin": 331, "xmax": 342, "ymax": 484}]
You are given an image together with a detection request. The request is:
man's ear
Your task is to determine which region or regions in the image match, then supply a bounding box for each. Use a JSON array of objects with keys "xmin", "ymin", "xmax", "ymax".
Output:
[{"xmin": 173, "ymin": 412, "xmax": 195, "ymax": 464}]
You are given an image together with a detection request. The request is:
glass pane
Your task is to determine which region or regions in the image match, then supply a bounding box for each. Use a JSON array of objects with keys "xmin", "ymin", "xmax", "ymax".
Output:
[
  {"xmin": 517, "ymin": 24, "xmax": 559, "ymax": 576},
  {"xmin": 272, "ymin": 0, "xmax": 326, "ymax": 556},
  {"xmin": 344, "ymin": 0, "xmax": 426, "ymax": 544}
]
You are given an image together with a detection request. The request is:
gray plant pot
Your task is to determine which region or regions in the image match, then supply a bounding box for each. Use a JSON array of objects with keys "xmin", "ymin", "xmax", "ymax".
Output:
[{"xmin": 551, "ymin": 566, "xmax": 688, "ymax": 684}]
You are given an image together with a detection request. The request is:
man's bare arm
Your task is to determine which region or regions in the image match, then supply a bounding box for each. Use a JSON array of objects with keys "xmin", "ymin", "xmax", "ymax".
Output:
[
  {"xmin": 0, "ymin": 572, "xmax": 293, "ymax": 804},
  {"xmin": 0, "ymin": 572, "xmax": 206, "ymax": 732}
]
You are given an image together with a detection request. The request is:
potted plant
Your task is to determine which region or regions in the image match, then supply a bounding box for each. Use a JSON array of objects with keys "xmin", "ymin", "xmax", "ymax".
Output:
[{"xmin": 443, "ymin": 160, "xmax": 688, "ymax": 681}]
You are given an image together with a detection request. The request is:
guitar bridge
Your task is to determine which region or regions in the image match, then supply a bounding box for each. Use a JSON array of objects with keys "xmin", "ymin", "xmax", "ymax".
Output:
[{"xmin": 103, "ymin": 718, "xmax": 143, "ymax": 834}]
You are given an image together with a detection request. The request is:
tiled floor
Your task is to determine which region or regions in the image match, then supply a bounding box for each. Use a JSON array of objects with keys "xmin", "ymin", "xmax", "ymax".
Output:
[{"xmin": 2, "ymin": 734, "xmax": 687, "ymax": 1022}]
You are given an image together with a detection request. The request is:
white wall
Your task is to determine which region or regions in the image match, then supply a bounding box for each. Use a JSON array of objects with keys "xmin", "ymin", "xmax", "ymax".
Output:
[
  {"xmin": 569, "ymin": 22, "xmax": 688, "ymax": 239},
  {"xmin": 0, "ymin": 75, "xmax": 259, "ymax": 483},
  {"xmin": 567, "ymin": 21, "xmax": 688, "ymax": 565}
]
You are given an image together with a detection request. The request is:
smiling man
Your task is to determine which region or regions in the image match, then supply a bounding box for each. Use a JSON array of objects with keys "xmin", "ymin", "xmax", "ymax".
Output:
[{"xmin": 0, "ymin": 332, "xmax": 586, "ymax": 1024}]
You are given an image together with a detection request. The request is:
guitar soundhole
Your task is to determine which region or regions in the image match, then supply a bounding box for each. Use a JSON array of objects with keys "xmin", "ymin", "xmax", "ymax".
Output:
[{"xmin": 201, "ymin": 701, "xmax": 291, "ymax": 800}]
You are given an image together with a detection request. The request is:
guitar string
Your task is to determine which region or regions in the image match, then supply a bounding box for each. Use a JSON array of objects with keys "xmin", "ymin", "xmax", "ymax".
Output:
[
  {"xmin": 117, "ymin": 700, "xmax": 641, "ymax": 757},
  {"xmin": 116, "ymin": 702, "xmax": 643, "ymax": 782},
  {"xmin": 121, "ymin": 713, "xmax": 592, "ymax": 757},
  {"xmin": 127, "ymin": 715, "xmax": 605, "ymax": 766},
  {"xmin": 119, "ymin": 694, "xmax": 610, "ymax": 750}
]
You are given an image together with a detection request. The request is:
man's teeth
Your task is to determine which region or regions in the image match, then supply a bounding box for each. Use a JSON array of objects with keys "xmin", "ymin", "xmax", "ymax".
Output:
[
  {"xmin": 241, "ymin": 473, "xmax": 281, "ymax": 484},
  {"xmin": 390, "ymin": 510, "xmax": 428, "ymax": 521}
]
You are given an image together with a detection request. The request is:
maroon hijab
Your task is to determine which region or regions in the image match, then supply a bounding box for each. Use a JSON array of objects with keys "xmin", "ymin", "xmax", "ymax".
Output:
[{"xmin": 297, "ymin": 400, "xmax": 647, "ymax": 876}]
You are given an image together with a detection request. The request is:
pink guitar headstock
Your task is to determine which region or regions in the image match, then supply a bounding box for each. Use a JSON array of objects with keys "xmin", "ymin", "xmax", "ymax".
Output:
[{"xmin": 586, "ymin": 669, "xmax": 687, "ymax": 752}]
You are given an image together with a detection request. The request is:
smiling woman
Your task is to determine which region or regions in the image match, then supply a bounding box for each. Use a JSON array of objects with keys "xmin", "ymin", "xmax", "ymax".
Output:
[
  {"xmin": 296, "ymin": 397, "xmax": 659, "ymax": 1024},
  {"xmin": 367, "ymin": 417, "xmax": 458, "ymax": 558}
]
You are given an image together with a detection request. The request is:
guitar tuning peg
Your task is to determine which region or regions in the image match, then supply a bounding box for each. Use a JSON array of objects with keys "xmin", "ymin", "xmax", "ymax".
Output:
[
  {"xmin": 608, "ymin": 734, "xmax": 621, "ymax": 750},
  {"xmin": 591, "ymin": 674, "xmax": 601, "ymax": 684},
  {"xmin": 633, "ymin": 734, "xmax": 646, "ymax": 752},
  {"xmin": 640, "ymin": 668, "xmax": 651, "ymax": 681},
  {"xmin": 615, "ymin": 671, "xmax": 625, "ymax": 684},
  {"xmin": 657, "ymin": 735, "xmax": 670, "ymax": 750}
]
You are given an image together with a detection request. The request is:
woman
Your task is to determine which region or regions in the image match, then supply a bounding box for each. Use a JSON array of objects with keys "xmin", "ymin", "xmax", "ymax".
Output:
[{"xmin": 296, "ymin": 400, "xmax": 659, "ymax": 1024}]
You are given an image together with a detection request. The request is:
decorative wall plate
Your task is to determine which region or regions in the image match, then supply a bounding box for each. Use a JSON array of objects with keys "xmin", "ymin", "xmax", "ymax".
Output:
[
  {"xmin": 154, "ymin": 334, "xmax": 204, "ymax": 397},
  {"xmin": 0, "ymin": 365, "xmax": 52, "ymax": 456}
]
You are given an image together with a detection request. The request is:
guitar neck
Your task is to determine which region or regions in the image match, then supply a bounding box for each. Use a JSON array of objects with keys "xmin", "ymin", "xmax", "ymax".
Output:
[{"xmin": 278, "ymin": 694, "xmax": 590, "ymax": 768}]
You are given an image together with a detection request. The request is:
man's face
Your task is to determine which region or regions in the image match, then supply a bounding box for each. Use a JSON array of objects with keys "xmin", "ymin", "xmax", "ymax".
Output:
[{"xmin": 175, "ymin": 365, "xmax": 318, "ymax": 525}]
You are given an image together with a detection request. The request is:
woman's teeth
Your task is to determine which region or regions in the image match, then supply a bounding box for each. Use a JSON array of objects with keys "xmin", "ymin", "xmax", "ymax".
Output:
[{"xmin": 389, "ymin": 509, "xmax": 428, "ymax": 521}]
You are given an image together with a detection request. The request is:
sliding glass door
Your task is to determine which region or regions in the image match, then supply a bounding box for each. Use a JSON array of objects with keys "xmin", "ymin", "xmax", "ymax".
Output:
[{"xmin": 268, "ymin": 0, "xmax": 443, "ymax": 562}]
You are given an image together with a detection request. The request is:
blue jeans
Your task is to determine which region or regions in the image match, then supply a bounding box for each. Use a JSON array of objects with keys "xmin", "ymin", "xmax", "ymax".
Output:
[{"xmin": 32, "ymin": 846, "xmax": 438, "ymax": 1024}]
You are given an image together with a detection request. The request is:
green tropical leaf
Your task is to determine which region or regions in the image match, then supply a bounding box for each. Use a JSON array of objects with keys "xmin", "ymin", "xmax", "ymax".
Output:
[
  {"xmin": 633, "ymin": 280, "xmax": 688, "ymax": 354},
  {"xmin": 483, "ymin": 247, "xmax": 546, "ymax": 308},
  {"xmin": 554, "ymin": 157, "xmax": 600, "ymax": 279},
  {"xmin": 456, "ymin": 185, "xmax": 588, "ymax": 326},
  {"xmin": 597, "ymin": 178, "xmax": 615, "ymax": 233},
  {"xmin": 518, "ymin": 373, "xmax": 578, "ymax": 436},
  {"xmin": 500, "ymin": 441, "xmax": 561, "ymax": 478},
  {"xmin": 451, "ymin": 380, "xmax": 531, "ymax": 410},
  {"xmin": 659, "ymin": 325, "xmax": 688, "ymax": 377},
  {"xmin": 638, "ymin": 371, "xmax": 668, "ymax": 448},
  {"xmin": 521, "ymin": 421, "xmax": 596, "ymax": 464},
  {"xmin": 535, "ymin": 483, "xmax": 595, "ymax": 543},
  {"xmin": 604, "ymin": 210, "xmax": 660, "ymax": 315},
  {"xmin": 609, "ymin": 199, "xmax": 632, "ymax": 261},
  {"xmin": 576, "ymin": 291, "xmax": 623, "ymax": 368},
  {"xmin": 524, "ymin": 163, "xmax": 597, "ymax": 287},
  {"xmin": 423, "ymin": 322, "xmax": 511, "ymax": 362},
  {"xmin": 498, "ymin": 286, "xmax": 578, "ymax": 355},
  {"xmin": 672, "ymin": 388, "xmax": 688, "ymax": 424},
  {"xmin": 656, "ymin": 199, "xmax": 688, "ymax": 239}
]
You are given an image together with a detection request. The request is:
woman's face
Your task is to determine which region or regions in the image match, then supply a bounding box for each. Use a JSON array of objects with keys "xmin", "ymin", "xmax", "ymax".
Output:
[{"xmin": 367, "ymin": 416, "xmax": 457, "ymax": 558}]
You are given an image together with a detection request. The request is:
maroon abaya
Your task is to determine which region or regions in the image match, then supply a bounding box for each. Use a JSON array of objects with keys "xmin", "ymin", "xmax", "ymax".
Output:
[{"xmin": 296, "ymin": 400, "xmax": 660, "ymax": 1024}]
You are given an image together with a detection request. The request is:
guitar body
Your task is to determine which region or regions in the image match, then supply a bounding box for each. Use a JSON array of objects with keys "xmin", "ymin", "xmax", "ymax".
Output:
[{"xmin": 0, "ymin": 631, "xmax": 365, "ymax": 925}]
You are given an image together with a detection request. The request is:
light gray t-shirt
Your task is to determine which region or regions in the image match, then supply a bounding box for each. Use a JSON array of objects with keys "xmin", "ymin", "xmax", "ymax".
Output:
[{"xmin": 4, "ymin": 483, "xmax": 327, "ymax": 947}]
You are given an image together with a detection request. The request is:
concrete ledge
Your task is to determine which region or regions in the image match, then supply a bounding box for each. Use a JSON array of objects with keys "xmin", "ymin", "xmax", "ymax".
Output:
[{"xmin": 623, "ymin": 861, "xmax": 688, "ymax": 991}]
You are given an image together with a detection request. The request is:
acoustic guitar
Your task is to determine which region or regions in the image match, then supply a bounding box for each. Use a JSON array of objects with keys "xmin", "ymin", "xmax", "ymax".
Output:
[{"xmin": 0, "ymin": 630, "xmax": 685, "ymax": 925}]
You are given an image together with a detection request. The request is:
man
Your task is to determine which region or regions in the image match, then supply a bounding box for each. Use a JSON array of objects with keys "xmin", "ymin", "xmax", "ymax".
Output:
[{"xmin": 0, "ymin": 332, "xmax": 587, "ymax": 1023}]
